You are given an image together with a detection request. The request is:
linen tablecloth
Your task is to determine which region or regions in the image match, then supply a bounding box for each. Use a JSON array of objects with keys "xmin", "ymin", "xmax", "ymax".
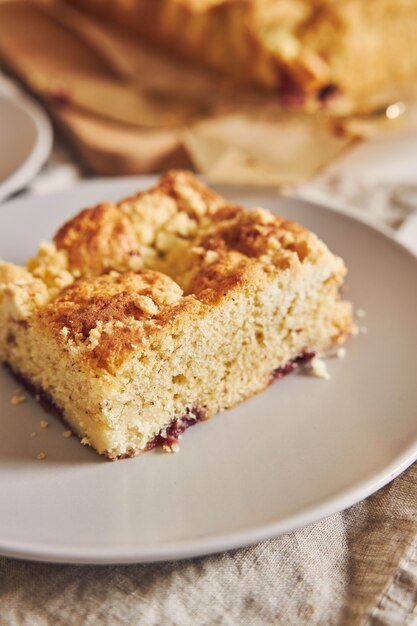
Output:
[{"xmin": 1, "ymin": 114, "xmax": 417, "ymax": 626}]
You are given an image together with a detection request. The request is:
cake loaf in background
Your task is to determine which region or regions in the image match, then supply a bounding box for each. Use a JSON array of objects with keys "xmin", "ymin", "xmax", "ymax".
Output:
[{"xmin": 66, "ymin": 0, "xmax": 417, "ymax": 113}]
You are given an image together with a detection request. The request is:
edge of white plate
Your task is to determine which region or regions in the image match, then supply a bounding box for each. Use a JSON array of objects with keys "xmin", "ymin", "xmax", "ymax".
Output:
[{"xmin": 1, "ymin": 444, "xmax": 416, "ymax": 565}]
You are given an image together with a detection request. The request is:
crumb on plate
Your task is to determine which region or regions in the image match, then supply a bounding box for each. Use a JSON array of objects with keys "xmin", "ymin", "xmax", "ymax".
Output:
[
  {"xmin": 308, "ymin": 356, "xmax": 331, "ymax": 380},
  {"xmin": 163, "ymin": 442, "xmax": 180, "ymax": 453},
  {"xmin": 10, "ymin": 393, "xmax": 26, "ymax": 406}
]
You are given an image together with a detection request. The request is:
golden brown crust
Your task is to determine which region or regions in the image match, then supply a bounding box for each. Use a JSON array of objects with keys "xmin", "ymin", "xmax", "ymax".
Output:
[
  {"xmin": 36, "ymin": 269, "xmax": 191, "ymax": 369},
  {"xmin": 204, "ymin": 206, "xmax": 307, "ymax": 260},
  {"xmin": 54, "ymin": 202, "xmax": 141, "ymax": 275},
  {"xmin": 186, "ymin": 252, "xmax": 265, "ymax": 304},
  {"xmin": 5, "ymin": 170, "xmax": 347, "ymax": 373},
  {"xmin": 144, "ymin": 169, "xmax": 224, "ymax": 219},
  {"xmin": 41, "ymin": 271, "xmax": 182, "ymax": 334},
  {"xmin": 41, "ymin": 170, "xmax": 330, "ymax": 305},
  {"xmin": 49, "ymin": 169, "xmax": 317, "ymax": 305}
]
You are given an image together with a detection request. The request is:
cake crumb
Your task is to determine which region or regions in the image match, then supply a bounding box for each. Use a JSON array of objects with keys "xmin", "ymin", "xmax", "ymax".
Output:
[
  {"xmin": 336, "ymin": 347, "xmax": 347, "ymax": 359},
  {"xmin": 36, "ymin": 451, "xmax": 46, "ymax": 461},
  {"xmin": 163, "ymin": 442, "xmax": 180, "ymax": 453},
  {"xmin": 40, "ymin": 419, "xmax": 49, "ymax": 429},
  {"xmin": 30, "ymin": 432, "xmax": 37, "ymax": 438},
  {"xmin": 308, "ymin": 357, "xmax": 331, "ymax": 380},
  {"xmin": 10, "ymin": 393, "xmax": 26, "ymax": 406},
  {"xmin": 62, "ymin": 430, "xmax": 72, "ymax": 438},
  {"xmin": 356, "ymin": 308, "xmax": 366, "ymax": 318}
]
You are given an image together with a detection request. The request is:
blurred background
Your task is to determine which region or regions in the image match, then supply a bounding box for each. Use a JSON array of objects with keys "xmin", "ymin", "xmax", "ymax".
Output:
[{"xmin": 1, "ymin": 0, "xmax": 417, "ymax": 231}]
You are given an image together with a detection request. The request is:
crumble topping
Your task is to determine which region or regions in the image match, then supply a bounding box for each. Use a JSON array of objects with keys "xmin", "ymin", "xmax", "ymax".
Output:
[
  {"xmin": 0, "ymin": 170, "xmax": 349, "ymax": 372},
  {"xmin": 27, "ymin": 242, "xmax": 74, "ymax": 295},
  {"xmin": 54, "ymin": 203, "xmax": 142, "ymax": 277}
]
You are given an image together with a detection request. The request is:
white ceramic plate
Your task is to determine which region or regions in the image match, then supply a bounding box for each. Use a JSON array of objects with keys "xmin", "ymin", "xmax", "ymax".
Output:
[
  {"xmin": 0, "ymin": 92, "xmax": 53, "ymax": 202},
  {"xmin": 0, "ymin": 178, "xmax": 416, "ymax": 565}
]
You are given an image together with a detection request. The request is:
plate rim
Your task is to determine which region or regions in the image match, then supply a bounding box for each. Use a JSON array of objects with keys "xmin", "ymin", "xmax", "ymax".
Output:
[
  {"xmin": 0, "ymin": 176, "xmax": 416, "ymax": 565},
  {"xmin": 0, "ymin": 92, "xmax": 53, "ymax": 202},
  {"xmin": 0, "ymin": 443, "xmax": 416, "ymax": 565}
]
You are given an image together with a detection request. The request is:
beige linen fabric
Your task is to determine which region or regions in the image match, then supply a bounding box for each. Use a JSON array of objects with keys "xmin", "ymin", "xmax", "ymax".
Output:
[{"xmin": 1, "ymin": 462, "xmax": 416, "ymax": 626}]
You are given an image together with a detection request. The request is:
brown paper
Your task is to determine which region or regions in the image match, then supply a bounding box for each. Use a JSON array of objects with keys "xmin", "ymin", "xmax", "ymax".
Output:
[{"xmin": 182, "ymin": 112, "xmax": 350, "ymax": 186}]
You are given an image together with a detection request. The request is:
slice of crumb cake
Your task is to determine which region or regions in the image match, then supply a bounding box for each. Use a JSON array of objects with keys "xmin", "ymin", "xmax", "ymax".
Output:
[{"xmin": 0, "ymin": 171, "xmax": 352, "ymax": 459}]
